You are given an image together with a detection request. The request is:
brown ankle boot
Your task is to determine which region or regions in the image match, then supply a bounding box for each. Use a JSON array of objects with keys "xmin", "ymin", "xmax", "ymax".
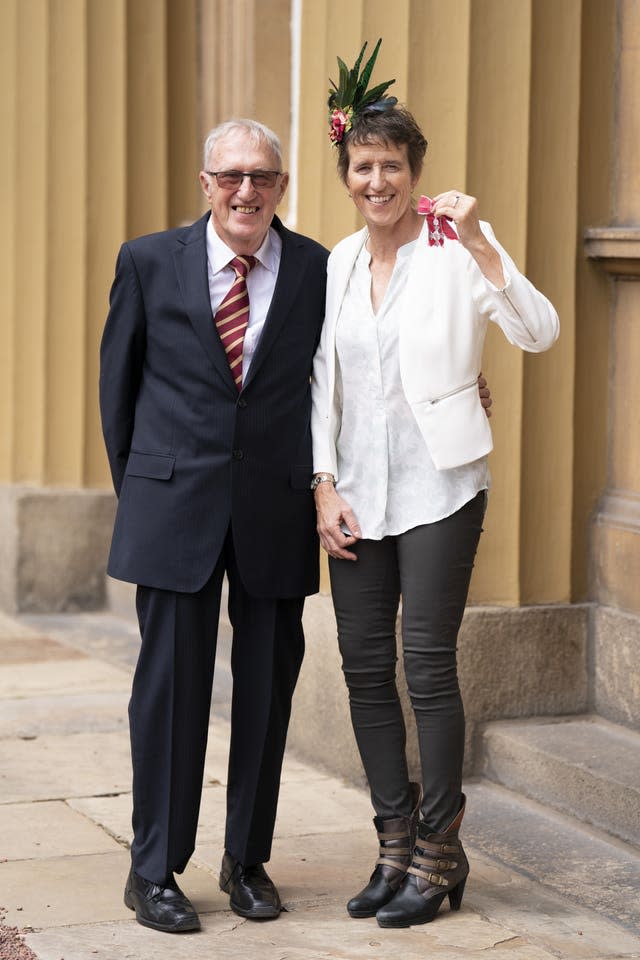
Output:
[
  {"xmin": 376, "ymin": 793, "xmax": 468, "ymax": 928},
  {"xmin": 347, "ymin": 783, "xmax": 421, "ymax": 919}
]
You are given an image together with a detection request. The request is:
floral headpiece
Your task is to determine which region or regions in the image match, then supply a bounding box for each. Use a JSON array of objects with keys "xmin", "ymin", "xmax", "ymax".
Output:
[{"xmin": 327, "ymin": 38, "xmax": 397, "ymax": 145}]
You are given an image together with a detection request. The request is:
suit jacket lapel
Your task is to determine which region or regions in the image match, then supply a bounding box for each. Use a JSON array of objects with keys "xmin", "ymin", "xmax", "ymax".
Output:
[
  {"xmin": 242, "ymin": 217, "xmax": 305, "ymax": 390},
  {"xmin": 172, "ymin": 213, "xmax": 237, "ymax": 393}
]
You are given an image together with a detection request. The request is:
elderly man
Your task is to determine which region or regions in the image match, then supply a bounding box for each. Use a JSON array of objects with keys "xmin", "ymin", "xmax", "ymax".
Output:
[{"xmin": 100, "ymin": 119, "xmax": 328, "ymax": 932}]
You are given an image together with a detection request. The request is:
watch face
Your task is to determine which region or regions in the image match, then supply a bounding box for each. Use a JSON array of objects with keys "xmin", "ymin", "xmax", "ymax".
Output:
[{"xmin": 311, "ymin": 474, "xmax": 334, "ymax": 491}]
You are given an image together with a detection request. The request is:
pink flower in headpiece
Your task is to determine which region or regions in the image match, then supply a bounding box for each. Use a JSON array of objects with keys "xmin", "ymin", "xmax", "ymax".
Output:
[
  {"xmin": 417, "ymin": 195, "xmax": 458, "ymax": 246},
  {"xmin": 329, "ymin": 107, "xmax": 353, "ymax": 144}
]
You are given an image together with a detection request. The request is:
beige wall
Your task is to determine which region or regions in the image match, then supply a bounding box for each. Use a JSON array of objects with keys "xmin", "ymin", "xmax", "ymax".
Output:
[
  {"xmin": 2, "ymin": 0, "xmax": 635, "ymax": 618},
  {"xmin": 1, "ymin": 0, "xmax": 200, "ymax": 493},
  {"xmin": 298, "ymin": 0, "xmax": 586, "ymax": 605},
  {"xmin": 198, "ymin": 0, "xmax": 292, "ymax": 218}
]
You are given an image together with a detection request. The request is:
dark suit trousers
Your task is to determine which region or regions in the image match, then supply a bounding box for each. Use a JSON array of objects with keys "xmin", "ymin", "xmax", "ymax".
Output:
[{"xmin": 128, "ymin": 530, "xmax": 305, "ymax": 884}]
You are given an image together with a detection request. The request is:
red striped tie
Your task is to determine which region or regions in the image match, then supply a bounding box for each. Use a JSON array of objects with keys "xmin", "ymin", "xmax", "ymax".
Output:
[{"xmin": 215, "ymin": 255, "xmax": 257, "ymax": 390}]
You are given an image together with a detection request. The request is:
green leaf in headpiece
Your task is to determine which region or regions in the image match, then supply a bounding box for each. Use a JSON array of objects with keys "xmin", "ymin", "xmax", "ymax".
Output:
[
  {"xmin": 346, "ymin": 42, "xmax": 368, "ymax": 103},
  {"xmin": 337, "ymin": 57, "xmax": 350, "ymax": 97},
  {"xmin": 355, "ymin": 38, "xmax": 383, "ymax": 100},
  {"xmin": 351, "ymin": 41, "xmax": 367, "ymax": 79},
  {"xmin": 327, "ymin": 38, "xmax": 396, "ymax": 143}
]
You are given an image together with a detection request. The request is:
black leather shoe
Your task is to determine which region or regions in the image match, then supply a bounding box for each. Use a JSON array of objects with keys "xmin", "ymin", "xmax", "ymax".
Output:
[
  {"xmin": 124, "ymin": 867, "xmax": 201, "ymax": 933},
  {"xmin": 219, "ymin": 851, "xmax": 282, "ymax": 919}
]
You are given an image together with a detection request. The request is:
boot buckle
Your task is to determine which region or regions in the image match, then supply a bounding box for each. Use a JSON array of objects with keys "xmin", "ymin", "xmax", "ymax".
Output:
[
  {"xmin": 407, "ymin": 865, "xmax": 449, "ymax": 886},
  {"xmin": 427, "ymin": 872, "xmax": 448, "ymax": 886}
]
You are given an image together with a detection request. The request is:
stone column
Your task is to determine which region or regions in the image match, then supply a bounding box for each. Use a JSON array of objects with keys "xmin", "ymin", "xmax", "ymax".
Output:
[
  {"xmin": 0, "ymin": 0, "xmax": 198, "ymax": 612},
  {"xmin": 585, "ymin": 0, "xmax": 640, "ymax": 727},
  {"xmin": 198, "ymin": 0, "xmax": 292, "ymax": 218},
  {"xmin": 585, "ymin": 2, "xmax": 640, "ymax": 729}
]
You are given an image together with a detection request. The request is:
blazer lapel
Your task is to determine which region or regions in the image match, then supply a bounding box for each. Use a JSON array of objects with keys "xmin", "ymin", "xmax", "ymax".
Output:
[
  {"xmin": 241, "ymin": 218, "xmax": 305, "ymax": 390},
  {"xmin": 328, "ymin": 228, "xmax": 367, "ymax": 327},
  {"xmin": 172, "ymin": 213, "xmax": 237, "ymax": 393}
]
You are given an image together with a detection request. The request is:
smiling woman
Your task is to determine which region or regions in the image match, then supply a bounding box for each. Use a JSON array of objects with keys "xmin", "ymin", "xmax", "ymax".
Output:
[
  {"xmin": 345, "ymin": 141, "xmax": 417, "ymax": 246},
  {"xmin": 310, "ymin": 41, "xmax": 559, "ymax": 931}
]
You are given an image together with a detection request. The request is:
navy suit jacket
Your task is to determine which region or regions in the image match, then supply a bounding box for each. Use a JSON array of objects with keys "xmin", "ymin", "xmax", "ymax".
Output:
[{"xmin": 99, "ymin": 213, "xmax": 328, "ymax": 598}]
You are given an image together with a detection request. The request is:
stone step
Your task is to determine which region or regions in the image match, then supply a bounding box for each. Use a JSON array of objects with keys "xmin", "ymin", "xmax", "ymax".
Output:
[
  {"xmin": 480, "ymin": 714, "xmax": 640, "ymax": 847},
  {"xmin": 463, "ymin": 779, "xmax": 640, "ymax": 936}
]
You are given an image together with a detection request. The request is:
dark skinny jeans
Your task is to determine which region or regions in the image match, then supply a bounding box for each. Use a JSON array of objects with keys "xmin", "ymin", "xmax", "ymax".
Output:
[{"xmin": 329, "ymin": 491, "xmax": 486, "ymax": 832}]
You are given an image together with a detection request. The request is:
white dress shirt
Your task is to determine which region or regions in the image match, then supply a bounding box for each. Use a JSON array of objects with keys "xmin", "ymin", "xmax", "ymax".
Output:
[
  {"xmin": 334, "ymin": 236, "xmax": 489, "ymax": 540},
  {"xmin": 205, "ymin": 217, "xmax": 282, "ymax": 381}
]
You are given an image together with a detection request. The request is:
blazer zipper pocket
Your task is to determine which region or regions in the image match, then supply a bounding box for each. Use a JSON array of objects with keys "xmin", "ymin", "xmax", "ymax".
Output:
[
  {"xmin": 429, "ymin": 378, "xmax": 479, "ymax": 405},
  {"xmin": 500, "ymin": 287, "xmax": 537, "ymax": 343}
]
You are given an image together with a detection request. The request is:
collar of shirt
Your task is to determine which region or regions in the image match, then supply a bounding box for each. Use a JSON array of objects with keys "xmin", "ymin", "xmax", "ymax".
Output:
[
  {"xmin": 205, "ymin": 216, "xmax": 281, "ymax": 277},
  {"xmin": 205, "ymin": 215, "xmax": 283, "ymax": 382}
]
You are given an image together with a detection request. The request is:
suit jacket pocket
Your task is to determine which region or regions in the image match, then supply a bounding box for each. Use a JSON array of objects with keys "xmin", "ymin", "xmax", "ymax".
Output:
[{"xmin": 126, "ymin": 451, "xmax": 176, "ymax": 480}]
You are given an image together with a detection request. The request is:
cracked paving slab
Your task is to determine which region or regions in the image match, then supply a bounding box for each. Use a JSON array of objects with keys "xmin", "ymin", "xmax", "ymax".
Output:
[{"xmin": 22, "ymin": 901, "xmax": 563, "ymax": 960}]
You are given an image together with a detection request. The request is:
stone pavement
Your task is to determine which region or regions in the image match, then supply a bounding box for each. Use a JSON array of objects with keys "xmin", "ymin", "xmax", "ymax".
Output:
[{"xmin": 1, "ymin": 608, "xmax": 639, "ymax": 960}]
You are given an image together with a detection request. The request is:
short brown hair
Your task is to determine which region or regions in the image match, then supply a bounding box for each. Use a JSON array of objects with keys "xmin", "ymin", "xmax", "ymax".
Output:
[{"xmin": 336, "ymin": 105, "xmax": 428, "ymax": 183}]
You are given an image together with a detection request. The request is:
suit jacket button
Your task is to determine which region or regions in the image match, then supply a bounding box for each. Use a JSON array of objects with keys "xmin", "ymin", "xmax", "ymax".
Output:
[
  {"xmin": 237, "ymin": 398, "xmax": 247, "ymax": 408},
  {"xmin": 232, "ymin": 449, "xmax": 244, "ymax": 460}
]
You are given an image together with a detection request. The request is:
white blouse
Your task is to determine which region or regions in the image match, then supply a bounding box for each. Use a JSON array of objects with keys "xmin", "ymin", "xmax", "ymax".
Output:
[{"xmin": 334, "ymin": 235, "xmax": 489, "ymax": 540}]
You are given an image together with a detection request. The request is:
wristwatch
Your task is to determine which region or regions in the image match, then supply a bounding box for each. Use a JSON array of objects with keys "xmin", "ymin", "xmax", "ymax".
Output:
[{"xmin": 310, "ymin": 472, "xmax": 336, "ymax": 492}]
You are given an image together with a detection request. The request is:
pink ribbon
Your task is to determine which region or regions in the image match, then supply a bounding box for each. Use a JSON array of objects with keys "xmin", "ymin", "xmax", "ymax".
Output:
[{"xmin": 417, "ymin": 196, "xmax": 458, "ymax": 246}]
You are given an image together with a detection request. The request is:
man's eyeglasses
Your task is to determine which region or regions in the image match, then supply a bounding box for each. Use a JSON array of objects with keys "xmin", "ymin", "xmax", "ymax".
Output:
[{"xmin": 206, "ymin": 170, "xmax": 282, "ymax": 189}]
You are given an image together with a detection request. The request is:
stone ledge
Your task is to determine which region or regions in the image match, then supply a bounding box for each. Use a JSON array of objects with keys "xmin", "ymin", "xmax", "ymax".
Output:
[
  {"xmin": 594, "ymin": 489, "xmax": 640, "ymax": 532},
  {"xmin": 592, "ymin": 604, "xmax": 640, "ymax": 729},
  {"xmin": 0, "ymin": 484, "xmax": 116, "ymax": 614},
  {"xmin": 584, "ymin": 225, "xmax": 640, "ymax": 277}
]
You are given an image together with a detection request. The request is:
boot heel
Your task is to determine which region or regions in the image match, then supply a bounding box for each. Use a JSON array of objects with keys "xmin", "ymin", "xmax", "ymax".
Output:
[{"xmin": 448, "ymin": 876, "xmax": 466, "ymax": 911}]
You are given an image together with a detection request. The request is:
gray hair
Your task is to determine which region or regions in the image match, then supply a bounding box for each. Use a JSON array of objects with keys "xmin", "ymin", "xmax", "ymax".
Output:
[{"xmin": 202, "ymin": 119, "xmax": 283, "ymax": 170}]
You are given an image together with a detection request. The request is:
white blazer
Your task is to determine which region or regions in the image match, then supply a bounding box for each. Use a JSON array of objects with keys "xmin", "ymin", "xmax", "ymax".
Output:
[{"xmin": 311, "ymin": 221, "xmax": 559, "ymax": 474}]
